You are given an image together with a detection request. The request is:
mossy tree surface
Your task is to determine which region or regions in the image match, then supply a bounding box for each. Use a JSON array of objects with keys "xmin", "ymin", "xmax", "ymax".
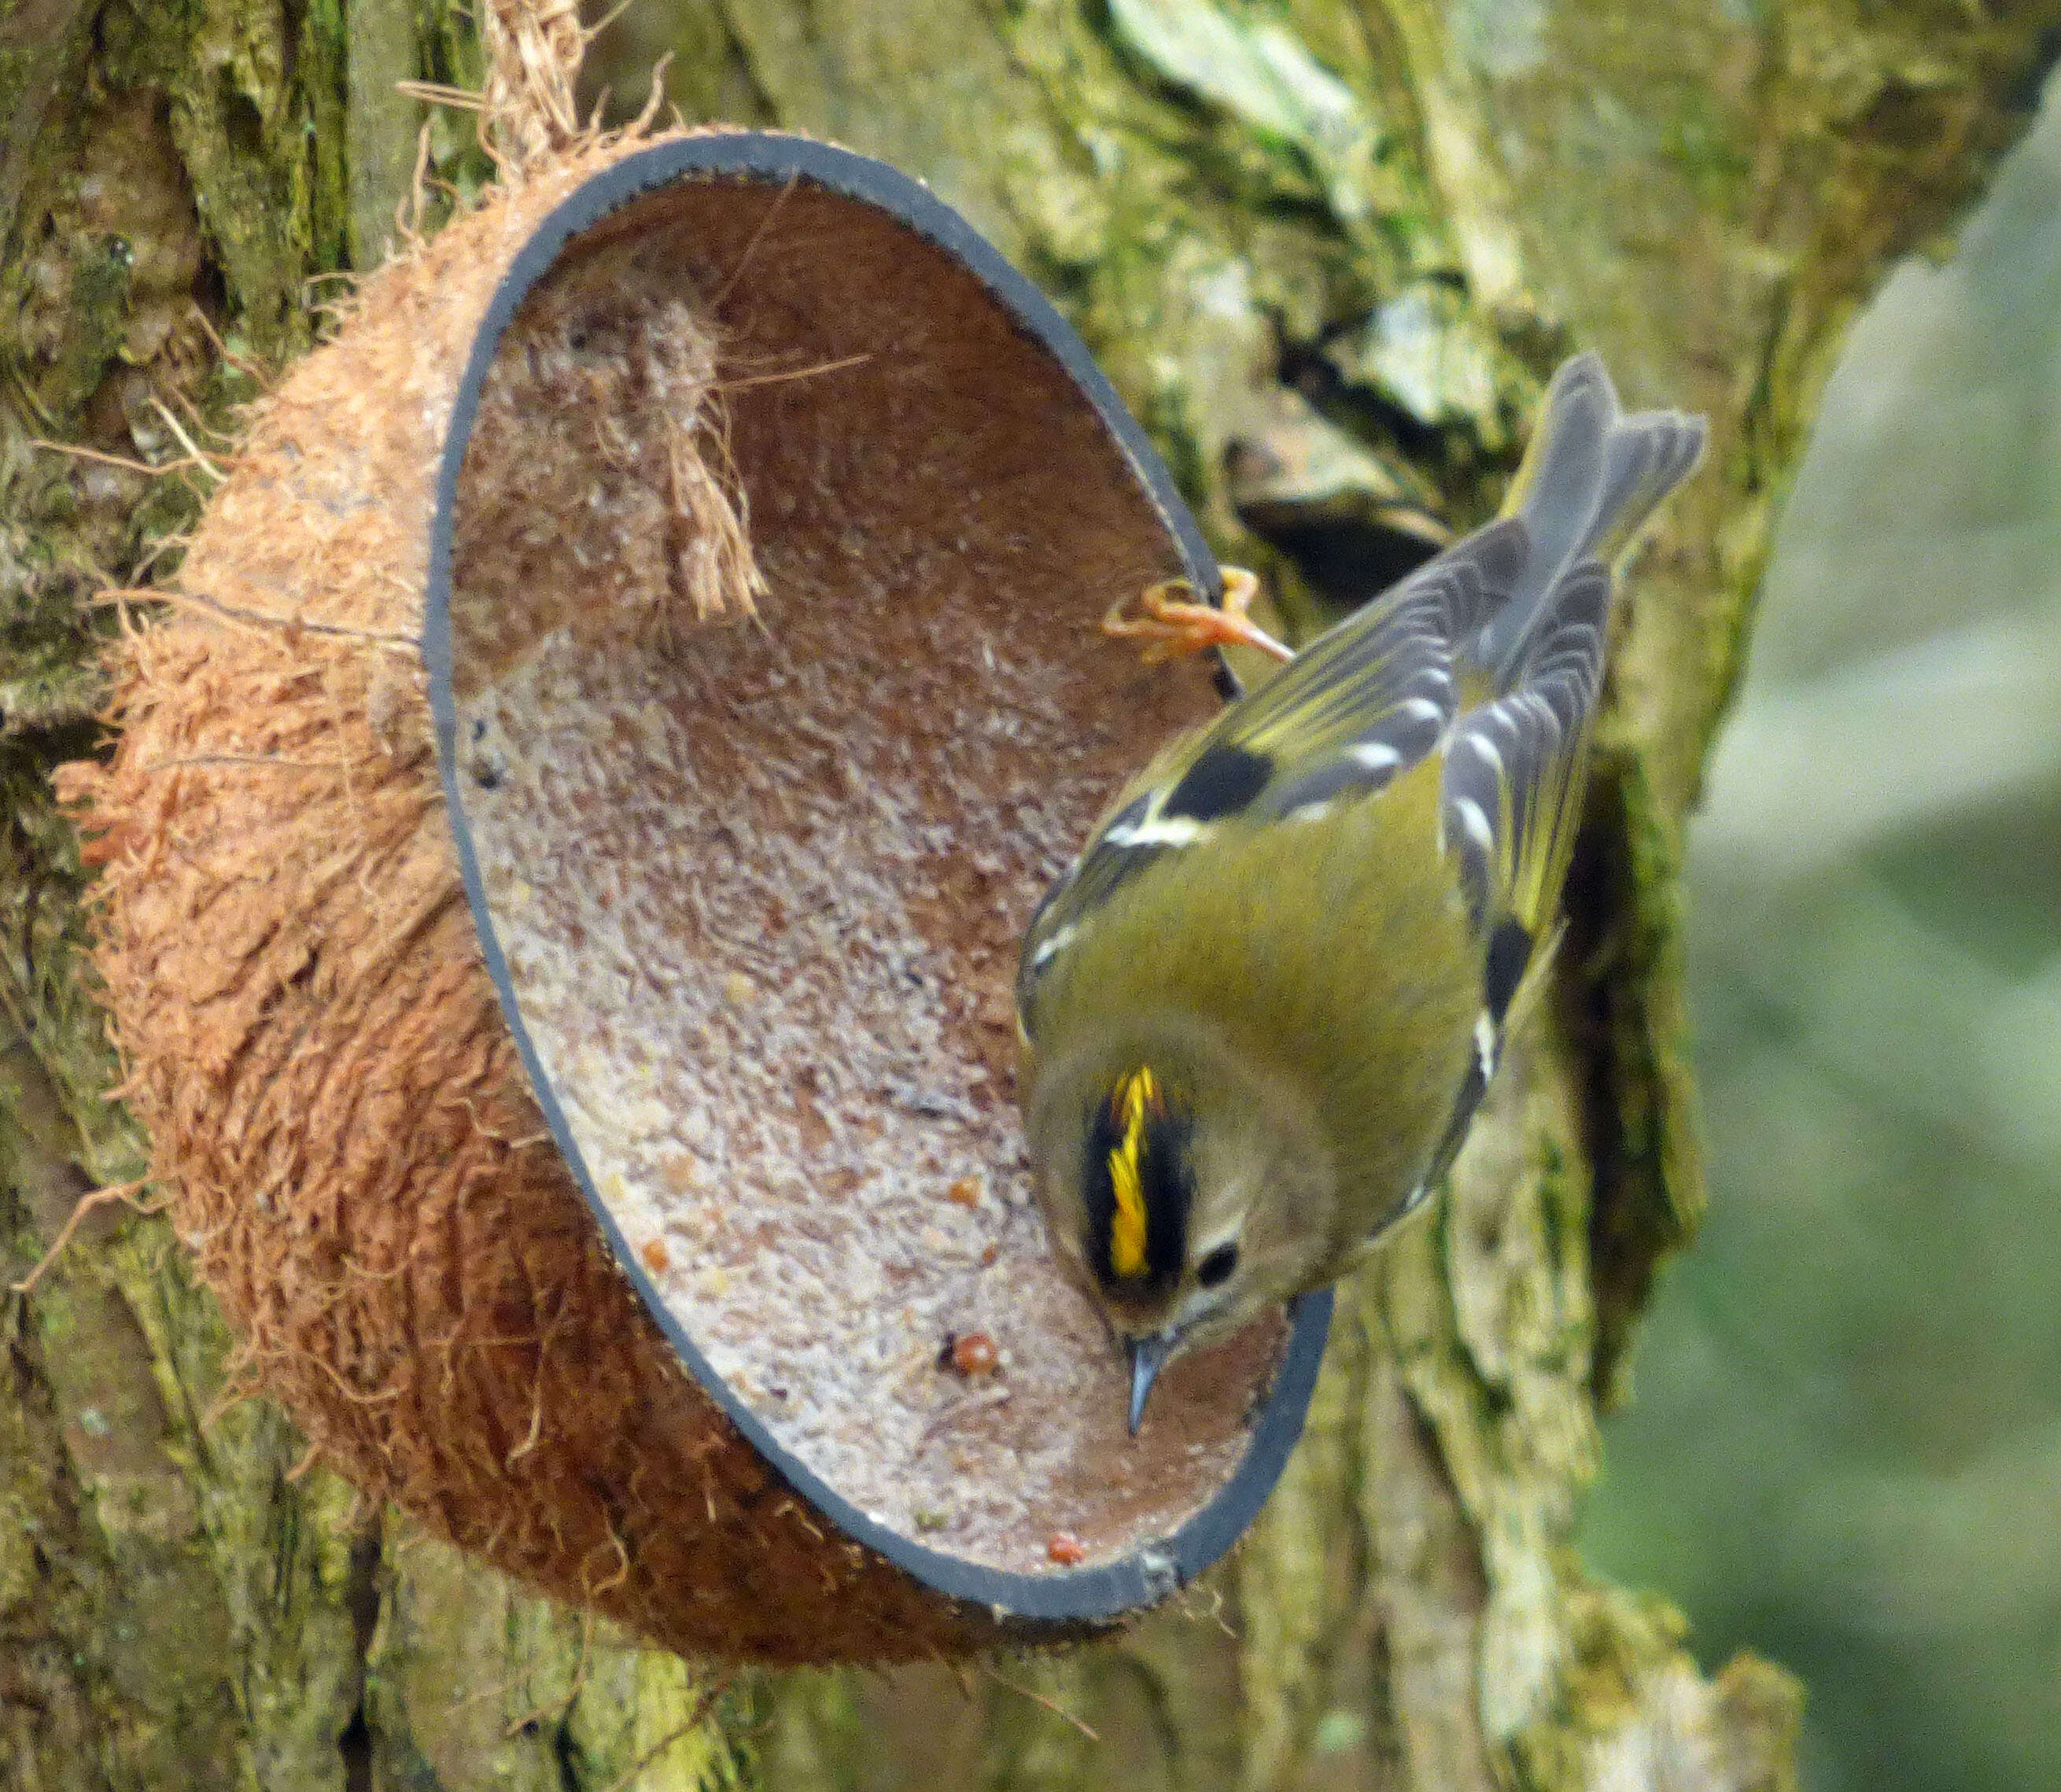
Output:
[{"xmin": 0, "ymin": 2, "xmax": 2051, "ymax": 1790}]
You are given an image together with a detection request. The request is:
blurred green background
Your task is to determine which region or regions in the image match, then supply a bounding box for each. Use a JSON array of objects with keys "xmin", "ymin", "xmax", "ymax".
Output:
[{"xmin": 1579, "ymin": 78, "xmax": 2061, "ymax": 1792}]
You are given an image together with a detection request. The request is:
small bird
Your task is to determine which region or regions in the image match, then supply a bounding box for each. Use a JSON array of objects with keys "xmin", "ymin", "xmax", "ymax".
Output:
[{"xmin": 1015, "ymin": 353, "xmax": 1705, "ymax": 1432}]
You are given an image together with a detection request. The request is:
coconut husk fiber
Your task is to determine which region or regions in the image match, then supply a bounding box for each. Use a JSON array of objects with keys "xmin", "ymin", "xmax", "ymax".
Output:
[{"xmin": 57, "ymin": 127, "xmax": 1318, "ymax": 1664}]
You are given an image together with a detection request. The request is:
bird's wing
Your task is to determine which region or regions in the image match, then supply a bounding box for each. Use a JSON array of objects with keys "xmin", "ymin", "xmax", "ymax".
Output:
[
  {"xmin": 1192, "ymin": 514, "xmax": 1529, "ymax": 824},
  {"xmin": 1361, "ymin": 388, "xmax": 1705, "ymax": 1247},
  {"xmin": 1436, "ymin": 357, "xmax": 1705, "ymax": 1051},
  {"xmin": 1021, "ymin": 353, "xmax": 1707, "ymax": 1049},
  {"xmin": 1350, "ymin": 556, "xmax": 1617, "ymax": 1242},
  {"xmin": 1017, "ymin": 515, "xmax": 1528, "ymax": 1027},
  {"xmin": 1441, "ymin": 559, "xmax": 1610, "ymax": 958}
]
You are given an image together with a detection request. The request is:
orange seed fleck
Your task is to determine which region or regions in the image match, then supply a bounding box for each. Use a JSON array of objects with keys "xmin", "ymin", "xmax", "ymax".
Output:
[
  {"xmin": 949, "ymin": 1331, "xmax": 1000, "ymax": 1377},
  {"xmin": 640, "ymin": 1237, "xmax": 669, "ymax": 1274},
  {"xmin": 1046, "ymin": 1532, "xmax": 1086, "ymax": 1567}
]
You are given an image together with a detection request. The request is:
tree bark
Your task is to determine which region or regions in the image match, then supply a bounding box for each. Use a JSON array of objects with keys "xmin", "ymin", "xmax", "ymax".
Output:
[{"xmin": 2, "ymin": 2, "xmax": 2052, "ymax": 1789}]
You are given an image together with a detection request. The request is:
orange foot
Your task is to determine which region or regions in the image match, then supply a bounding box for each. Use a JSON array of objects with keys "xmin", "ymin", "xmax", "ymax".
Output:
[{"xmin": 1101, "ymin": 566, "xmax": 1294, "ymax": 666}]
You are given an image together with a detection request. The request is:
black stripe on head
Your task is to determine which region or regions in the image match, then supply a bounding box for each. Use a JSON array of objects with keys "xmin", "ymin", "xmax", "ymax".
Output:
[
  {"xmin": 1080, "ymin": 1069, "xmax": 1193, "ymax": 1300},
  {"xmin": 1163, "ymin": 741, "xmax": 1272, "ymax": 823}
]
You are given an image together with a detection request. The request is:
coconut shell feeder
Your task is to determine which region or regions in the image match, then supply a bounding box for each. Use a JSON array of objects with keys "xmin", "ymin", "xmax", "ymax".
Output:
[{"xmin": 65, "ymin": 131, "xmax": 1332, "ymax": 1664}]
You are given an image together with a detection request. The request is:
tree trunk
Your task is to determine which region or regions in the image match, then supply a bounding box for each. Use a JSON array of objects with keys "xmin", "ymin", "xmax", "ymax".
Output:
[{"xmin": 2, "ymin": 2, "xmax": 2052, "ymax": 1789}]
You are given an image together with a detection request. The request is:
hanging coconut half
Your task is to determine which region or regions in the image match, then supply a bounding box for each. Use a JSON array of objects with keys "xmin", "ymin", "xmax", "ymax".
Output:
[{"xmin": 61, "ymin": 130, "xmax": 1332, "ymax": 1663}]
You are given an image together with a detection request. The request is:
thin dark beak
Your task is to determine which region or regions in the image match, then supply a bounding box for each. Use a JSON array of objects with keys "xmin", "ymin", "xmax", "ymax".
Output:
[{"xmin": 1127, "ymin": 1332, "xmax": 1178, "ymax": 1436}]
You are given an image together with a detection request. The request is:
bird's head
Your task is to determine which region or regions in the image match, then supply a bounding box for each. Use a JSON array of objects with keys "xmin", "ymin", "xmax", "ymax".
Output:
[{"xmin": 1026, "ymin": 1022, "xmax": 1333, "ymax": 1432}]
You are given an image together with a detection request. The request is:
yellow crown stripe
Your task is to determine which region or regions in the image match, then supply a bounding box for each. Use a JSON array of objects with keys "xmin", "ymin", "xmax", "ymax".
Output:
[
  {"xmin": 1109, "ymin": 1140, "xmax": 1147, "ymax": 1278},
  {"xmin": 1107, "ymin": 1068, "xmax": 1159, "ymax": 1279}
]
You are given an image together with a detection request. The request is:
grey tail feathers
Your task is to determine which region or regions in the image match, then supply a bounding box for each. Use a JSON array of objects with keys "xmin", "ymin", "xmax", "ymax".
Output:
[{"xmin": 1475, "ymin": 352, "xmax": 1708, "ymax": 677}]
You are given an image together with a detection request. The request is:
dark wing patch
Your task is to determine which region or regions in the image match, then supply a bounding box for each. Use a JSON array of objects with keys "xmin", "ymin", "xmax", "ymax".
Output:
[
  {"xmin": 1163, "ymin": 741, "xmax": 1274, "ymax": 823},
  {"xmin": 1483, "ymin": 917, "xmax": 1534, "ymax": 1024}
]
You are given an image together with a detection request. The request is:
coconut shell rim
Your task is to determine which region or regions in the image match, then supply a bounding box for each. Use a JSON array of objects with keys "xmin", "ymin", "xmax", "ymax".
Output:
[{"xmin": 420, "ymin": 128, "xmax": 1334, "ymax": 1624}]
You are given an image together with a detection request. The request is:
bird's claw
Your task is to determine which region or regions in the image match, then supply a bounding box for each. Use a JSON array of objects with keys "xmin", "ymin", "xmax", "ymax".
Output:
[{"xmin": 1101, "ymin": 566, "xmax": 1294, "ymax": 666}]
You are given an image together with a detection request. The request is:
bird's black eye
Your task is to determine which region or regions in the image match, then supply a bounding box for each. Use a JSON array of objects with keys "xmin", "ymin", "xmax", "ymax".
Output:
[{"xmin": 1196, "ymin": 1243, "xmax": 1238, "ymax": 1289}]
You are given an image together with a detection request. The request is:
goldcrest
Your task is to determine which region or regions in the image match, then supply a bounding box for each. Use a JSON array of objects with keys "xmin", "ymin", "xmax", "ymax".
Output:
[{"xmin": 1015, "ymin": 353, "xmax": 1706, "ymax": 1431}]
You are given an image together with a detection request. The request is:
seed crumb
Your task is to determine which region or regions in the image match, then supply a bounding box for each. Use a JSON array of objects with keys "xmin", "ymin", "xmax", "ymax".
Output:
[{"xmin": 948, "ymin": 1331, "xmax": 1001, "ymax": 1377}]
